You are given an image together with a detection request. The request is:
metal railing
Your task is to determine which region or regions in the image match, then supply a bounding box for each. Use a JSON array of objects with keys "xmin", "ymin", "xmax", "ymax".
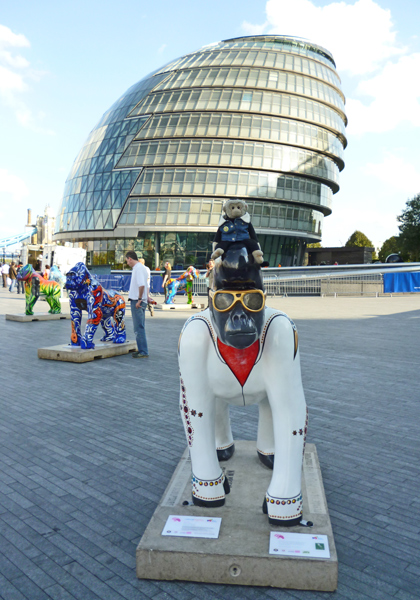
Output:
[
  {"xmin": 263, "ymin": 271, "xmax": 384, "ymax": 297},
  {"xmin": 106, "ymin": 263, "xmax": 420, "ymax": 297}
]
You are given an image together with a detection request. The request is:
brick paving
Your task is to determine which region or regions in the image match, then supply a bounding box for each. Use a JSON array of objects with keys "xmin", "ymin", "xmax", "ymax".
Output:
[{"xmin": 0, "ymin": 286, "xmax": 419, "ymax": 600}]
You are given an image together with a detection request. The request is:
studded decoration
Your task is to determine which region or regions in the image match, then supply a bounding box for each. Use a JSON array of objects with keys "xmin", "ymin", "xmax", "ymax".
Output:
[
  {"xmin": 191, "ymin": 473, "xmax": 226, "ymax": 502},
  {"xmin": 303, "ymin": 406, "xmax": 309, "ymax": 457},
  {"xmin": 265, "ymin": 491, "xmax": 303, "ymax": 521},
  {"xmin": 179, "ymin": 375, "xmax": 194, "ymax": 447}
]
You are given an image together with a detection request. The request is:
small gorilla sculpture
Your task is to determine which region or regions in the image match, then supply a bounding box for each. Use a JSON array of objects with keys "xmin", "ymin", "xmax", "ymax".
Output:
[
  {"xmin": 178, "ymin": 242, "xmax": 307, "ymax": 526},
  {"xmin": 65, "ymin": 262, "xmax": 126, "ymax": 350},
  {"xmin": 211, "ymin": 199, "xmax": 265, "ymax": 265},
  {"xmin": 17, "ymin": 264, "xmax": 61, "ymax": 315},
  {"xmin": 164, "ymin": 267, "xmax": 200, "ymax": 305},
  {"xmin": 48, "ymin": 265, "xmax": 66, "ymax": 289}
]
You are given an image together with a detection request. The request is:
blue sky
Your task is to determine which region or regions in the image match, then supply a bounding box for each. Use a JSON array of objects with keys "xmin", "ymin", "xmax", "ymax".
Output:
[{"xmin": 1, "ymin": 0, "xmax": 420, "ymax": 251}]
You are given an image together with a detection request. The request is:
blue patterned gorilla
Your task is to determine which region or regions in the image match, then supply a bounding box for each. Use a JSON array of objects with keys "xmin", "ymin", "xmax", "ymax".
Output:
[{"xmin": 65, "ymin": 263, "xmax": 126, "ymax": 350}]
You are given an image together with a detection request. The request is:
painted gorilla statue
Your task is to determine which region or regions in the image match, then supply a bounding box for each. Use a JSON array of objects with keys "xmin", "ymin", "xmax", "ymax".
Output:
[
  {"xmin": 65, "ymin": 262, "xmax": 126, "ymax": 350},
  {"xmin": 178, "ymin": 243, "xmax": 307, "ymax": 526},
  {"xmin": 165, "ymin": 267, "xmax": 200, "ymax": 305},
  {"xmin": 48, "ymin": 265, "xmax": 66, "ymax": 289},
  {"xmin": 17, "ymin": 264, "xmax": 62, "ymax": 315}
]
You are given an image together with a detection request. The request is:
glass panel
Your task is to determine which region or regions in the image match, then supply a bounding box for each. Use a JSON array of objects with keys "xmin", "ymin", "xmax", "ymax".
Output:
[
  {"xmin": 130, "ymin": 88, "xmax": 346, "ymax": 139},
  {"xmin": 117, "ymin": 140, "xmax": 339, "ymax": 189},
  {"xmin": 153, "ymin": 66, "xmax": 345, "ymax": 113}
]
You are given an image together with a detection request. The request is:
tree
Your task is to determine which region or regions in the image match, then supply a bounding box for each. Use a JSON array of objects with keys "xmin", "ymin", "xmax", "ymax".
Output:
[
  {"xmin": 345, "ymin": 230, "xmax": 374, "ymax": 248},
  {"xmin": 345, "ymin": 230, "xmax": 377, "ymax": 260},
  {"xmin": 378, "ymin": 236, "xmax": 402, "ymax": 262},
  {"xmin": 306, "ymin": 242, "xmax": 322, "ymax": 248},
  {"xmin": 397, "ymin": 194, "xmax": 420, "ymax": 261}
]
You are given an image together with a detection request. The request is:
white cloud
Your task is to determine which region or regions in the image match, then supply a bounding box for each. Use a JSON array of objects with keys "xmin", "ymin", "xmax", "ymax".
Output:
[
  {"xmin": 243, "ymin": 1, "xmax": 420, "ymax": 136},
  {"xmin": 0, "ymin": 23, "xmax": 29, "ymax": 50},
  {"xmin": 0, "ymin": 23, "xmax": 53, "ymax": 134},
  {"xmin": 0, "ymin": 168, "xmax": 29, "ymax": 200},
  {"xmin": 365, "ymin": 154, "xmax": 420, "ymax": 194},
  {"xmin": 243, "ymin": 0, "xmax": 403, "ymax": 75},
  {"xmin": 346, "ymin": 53, "xmax": 420, "ymax": 134}
]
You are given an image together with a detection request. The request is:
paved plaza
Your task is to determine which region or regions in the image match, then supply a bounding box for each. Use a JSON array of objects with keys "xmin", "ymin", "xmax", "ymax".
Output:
[{"xmin": 0, "ymin": 287, "xmax": 419, "ymax": 600}]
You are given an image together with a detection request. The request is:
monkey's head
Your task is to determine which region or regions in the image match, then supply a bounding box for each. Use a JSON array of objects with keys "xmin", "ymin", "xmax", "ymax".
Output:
[{"xmin": 209, "ymin": 243, "xmax": 265, "ymax": 349}]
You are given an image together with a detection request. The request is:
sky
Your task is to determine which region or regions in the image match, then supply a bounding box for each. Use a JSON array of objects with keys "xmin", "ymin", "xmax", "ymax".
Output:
[{"xmin": 1, "ymin": 0, "xmax": 420, "ymax": 251}]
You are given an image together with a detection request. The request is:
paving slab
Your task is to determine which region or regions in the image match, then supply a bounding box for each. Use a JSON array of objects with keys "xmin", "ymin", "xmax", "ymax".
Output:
[
  {"xmin": 137, "ymin": 442, "xmax": 337, "ymax": 591},
  {"xmin": 38, "ymin": 340, "xmax": 137, "ymax": 362},
  {"xmin": 1, "ymin": 287, "xmax": 420, "ymax": 600},
  {"xmin": 6, "ymin": 312, "xmax": 70, "ymax": 322}
]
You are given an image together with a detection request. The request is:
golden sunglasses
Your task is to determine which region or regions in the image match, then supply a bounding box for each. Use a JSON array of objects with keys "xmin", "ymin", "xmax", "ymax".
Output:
[{"xmin": 209, "ymin": 289, "xmax": 266, "ymax": 312}]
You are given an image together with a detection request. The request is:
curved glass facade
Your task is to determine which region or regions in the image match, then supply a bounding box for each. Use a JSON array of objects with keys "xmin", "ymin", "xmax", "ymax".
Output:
[{"xmin": 55, "ymin": 34, "xmax": 347, "ymax": 268}]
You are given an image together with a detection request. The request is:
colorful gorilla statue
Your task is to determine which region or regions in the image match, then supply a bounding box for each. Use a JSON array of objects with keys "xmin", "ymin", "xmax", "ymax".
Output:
[
  {"xmin": 164, "ymin": 267, "xmax": 200, "ymax": 305},
  {"xmin": 65, "ymin": 262, "xmax": 126, "ymax": 350},
  {"xmin": 178, "ymin": 243, "xmax": 307, "ymax": 526},
  {"xmin": 17, "ymin": 264, "xmax": 62, "ymax": 315},
  {"xmin": 48, "ymin": 265, "xmax": 66, "ymax": 290}
]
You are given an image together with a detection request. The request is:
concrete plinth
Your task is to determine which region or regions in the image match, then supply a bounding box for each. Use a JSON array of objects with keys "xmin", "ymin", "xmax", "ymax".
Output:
[
  {"xmin": 156, "ymin": 302, "xmax": 205, "ymax": 310},
  {"xmin": 38, "ymin": 340, "xmax": 136, "ymax": 362},
  {"xmin": 136, "ymin": 441, "xmax": 337, "ymax": 591},
  {"xmin": 6, "ymin": 313, "xmax": 70, "ymax": 322}
]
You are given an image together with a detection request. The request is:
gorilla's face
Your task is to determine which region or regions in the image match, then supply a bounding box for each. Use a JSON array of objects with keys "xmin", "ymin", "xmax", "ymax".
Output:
[
  {"xmin": 65, "ymin": 263, "xmax": 89, "ymax": 290},
  {"xmin": 209, "ymin": 289, "xmax": 265, "ymax": 349},
  {"xmin": 17, "ymin": 264, "xmax": 33, "ymax": 281}
]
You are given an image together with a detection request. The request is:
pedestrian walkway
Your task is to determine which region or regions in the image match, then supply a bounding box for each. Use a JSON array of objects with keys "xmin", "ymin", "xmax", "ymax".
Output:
[{"xmin": 0, "ymin": 287, "xmax": 419, "ymax": 600}]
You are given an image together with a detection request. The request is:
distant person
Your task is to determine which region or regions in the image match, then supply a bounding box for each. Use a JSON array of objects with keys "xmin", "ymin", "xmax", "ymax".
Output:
[
  {"xmin": 8, "ymin": 262, "xmax": 17, "ymax": 292},
  {"xmin": 205, "ymin": 260, "xmax": 214, "ymax": 288},
  {"xmin": 205, "ymin": 259, "xmax": 214, "ymax": 305},
  {"xmin": 1, "ymin": 262, "xmax": 9, "ymax": 287},
  {"xmin": 43, "ymin": 265, "xmax": 50, "ymax": 279},
  {"xmin": 16, "ymin": 263, "xmax": 25, "ymax": 294},
  {"xmin": 139, "ymin": 258, "xmax": 154, "ymax": 317},
  {"xmin": 125, "ymin": 251, "xmax": 149, "ymax": 358},
  {"xmin": 162, "ymin": 261, "xmax": 172, "ymax": 301}
]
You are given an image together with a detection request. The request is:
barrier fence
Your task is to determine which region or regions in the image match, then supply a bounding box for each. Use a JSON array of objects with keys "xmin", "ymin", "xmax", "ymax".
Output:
[
  {"xmin": 263, "ymin": 272, "xmax": 384, "ymax": 297},
  {"xmin": 94, "ymin": 268, "xmax": 420, "ymax": 297}
]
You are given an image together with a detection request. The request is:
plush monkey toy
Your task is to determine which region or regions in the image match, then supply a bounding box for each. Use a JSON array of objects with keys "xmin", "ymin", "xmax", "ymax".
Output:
[{"xmin": 211, "ymin": 199, "xmax": 264, "ymax": 264}]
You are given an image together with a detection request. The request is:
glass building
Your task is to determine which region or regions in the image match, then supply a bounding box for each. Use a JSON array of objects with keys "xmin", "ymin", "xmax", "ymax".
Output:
[{"xmin": 54, "ymin": 35, "xmax": 347, "ymax": 269}]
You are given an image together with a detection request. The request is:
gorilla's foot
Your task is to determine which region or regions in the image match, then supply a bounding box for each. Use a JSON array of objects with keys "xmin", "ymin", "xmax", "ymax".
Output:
[
  {"xmin": 192, "ymin": 472, "xmax": 229, "ymax": 507},
  {"xmin": 113, "ymin": 334, "xmax": 126, "ymax": 344},
  {"xmin": 262, "ymin": 491, "xmax": 303, "ymax": 526},
  {"xmin": 217, "ymin": 443, "xmax": 235, "ymax": 462},
  {"xmin": 100, "ymin": 335, "xmax": 114, "ymax": 342},
  {"xmin": 257, "ymin": 450, "xmax": 274, "ymax": 469},
  {"xmin": 81, "ymin": 339, "xmax": 95, "ymax": 350}
]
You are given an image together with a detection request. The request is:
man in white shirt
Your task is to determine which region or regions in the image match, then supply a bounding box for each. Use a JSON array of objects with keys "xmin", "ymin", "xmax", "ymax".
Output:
[
  {"xmin": 1, "ymin": 262, "xmax": 10, "ymax": 288},
  {"xmin": 125, "ymin": 251, "xmax": 149, "ymax": 358},
  {"xmin": 139, "ymin": 258, "xmax": 154, "ymax": 317}
]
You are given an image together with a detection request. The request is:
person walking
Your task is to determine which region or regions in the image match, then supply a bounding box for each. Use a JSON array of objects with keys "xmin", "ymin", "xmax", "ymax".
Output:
[
  {"xmin": 161, "ymin": 261, "xmax": 171, "ymax": 302},
  {"xmin": 8, "ymin": 262, "xmax": 17, "ymax": 292},
  {"xmin": 139, "ymin": 258, "xmax": 154, "ymax": 317},
  {"xmin": 125, "ymin": 251, "xmax": 149, "ymax": 358},
  {"xmin": 16, "ymin": 263, "xmax": 25, "ymax": 294},
  {"xmin": 1, "ymin": 262, "xmax": 9, "ymax": 288},
  {"xmin": 205, "ymin": 259, "xmax": 214, "ymax": 306}
]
